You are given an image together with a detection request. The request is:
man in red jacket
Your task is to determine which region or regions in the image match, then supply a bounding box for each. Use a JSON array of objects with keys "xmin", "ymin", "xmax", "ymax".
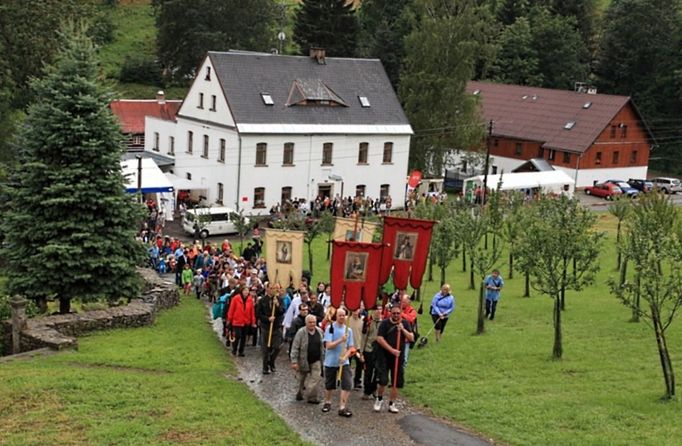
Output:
[{"xmin": 227, "ymin": 286, "xmax": 257, "ymax": 356}]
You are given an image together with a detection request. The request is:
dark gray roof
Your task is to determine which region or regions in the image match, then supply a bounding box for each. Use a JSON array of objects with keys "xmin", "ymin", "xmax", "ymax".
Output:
[
  {"xmin": 208, "ymin": 51, "xmax": 409, "ymax": 126},
  {"xmin": 512, "ymin": 158, "xmax": 554, "ymax": 172}
]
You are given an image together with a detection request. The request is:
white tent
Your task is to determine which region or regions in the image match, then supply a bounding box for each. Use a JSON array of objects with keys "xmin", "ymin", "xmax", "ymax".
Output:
[
  {"xmin": 464, "ymin": 170, "xmax": 575, "ymax": 197},
  {"xmin": 121, "ymin": 158, "xmax": 175, "ymax": 221}
]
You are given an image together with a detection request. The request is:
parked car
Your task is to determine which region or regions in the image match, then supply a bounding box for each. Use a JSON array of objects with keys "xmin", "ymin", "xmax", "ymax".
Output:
[
  {"xmin": 650, "ymin": 177, "xmax": 682, "ymax": 194},
  {"xmin": 584, "ymin": 182, "xmax": 623, "ymax": 200},
  {"xmin": 605, "ymin": 180, "xmax": 639, "ymax": 198},
  {"xmin": 627, "ymin": 178, "xmax": 653, "ymax": 193}
]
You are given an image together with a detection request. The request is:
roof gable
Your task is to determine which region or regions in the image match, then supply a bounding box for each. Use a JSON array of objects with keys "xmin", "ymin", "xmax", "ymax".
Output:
[
  {"xmin": 468, "ymin": 81, "xmax": 637, "ymax": 153},
  {"xmin": 110, "ymin": 99, "xmax": 182, "ymax": 134},
  {"xmin": 208, "ymin": 51, "xmax": 409, "ymax": 127}
]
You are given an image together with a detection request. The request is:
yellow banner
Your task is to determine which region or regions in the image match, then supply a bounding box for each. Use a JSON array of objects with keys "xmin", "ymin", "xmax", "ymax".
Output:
[
  {"xmin": 264, "ymin": 229, "xmax": 305, "ymax": 289},
  {"xmin": 333, "ymin": 217, "xmax": 378, "ymax": 243}
]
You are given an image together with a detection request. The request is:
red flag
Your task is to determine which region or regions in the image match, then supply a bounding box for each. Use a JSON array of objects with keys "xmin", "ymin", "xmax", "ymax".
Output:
[
  {"xmin": 330, "ymin": 241, "xmax": 384, "ymax": 310},
  {"xmin": 408, "ymin": 170, "xmax": 422, "ymax": 189},
  {"xmin": 380, "ymin": 216, "xmax": 435, "ymax": 290}
]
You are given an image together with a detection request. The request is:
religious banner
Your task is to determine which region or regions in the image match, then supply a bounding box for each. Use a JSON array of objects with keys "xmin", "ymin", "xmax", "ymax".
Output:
[
  {"xmin": 330, "ymin": 241, "xmax": 384, "ymax": 310},
  {"xmin": 332, "ymin": 217, "xmax": 378, "ymax": 243},
  {"xmin": 264, "ymin": 228, "xmax": 305, "ymax": 289},
  {"xmin": 379, "ymin": 216, "xmax": 436, "ymax": 290}
]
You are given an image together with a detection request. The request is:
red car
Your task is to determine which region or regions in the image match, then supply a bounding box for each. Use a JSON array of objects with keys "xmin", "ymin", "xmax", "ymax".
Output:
[{"xmin": 585, "ymin": 182, "xmax": 623, "ymax": 200}]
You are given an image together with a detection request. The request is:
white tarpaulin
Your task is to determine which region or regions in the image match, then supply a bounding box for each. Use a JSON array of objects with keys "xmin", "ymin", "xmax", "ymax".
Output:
[
  {"xmin": 122, "ymin": 158, "xmax": 174, "ymax": 194},
  {"xmin": 465, "ymin": 170, "xmax": 575, "ymax": 197},
  {"xmin": 165, "ymin": 172, "xmax": 206, "ymax": 191}
]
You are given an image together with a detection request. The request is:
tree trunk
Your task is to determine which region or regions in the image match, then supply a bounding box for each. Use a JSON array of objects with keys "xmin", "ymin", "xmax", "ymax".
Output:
[
  {"xmin": 477, "ymin": 282, "xmax": 486, "ymax": 335},
  {"xmin": 462, "ymin": 248, "xmax": 466, "ymax": 272},
  {"xmin": 307, "ymin": 241, "xmax": 314, "ymax": 276},
  {"xmin": 59, "ymin": 297, "xmax": 71, "ymax": 315},
  {"xmin": 616, "ymin": 221, "xmax": 622, "ymax": 271},
  {"xmin": 632, "ymin": 273, "xmax": 640, "ymax": 322},
  {"xmin": 428, "ymin": 250, "xmax": 434, "ymax": 282},
  {"xmin": 653, "ymin": 312, "xmax": 676, "ymax": 399},
  {"xmin": 509, "ymin": 252, "xmax": 514, "ymax": 279},
  {"xmin": 560, "ymin": 258, "xmax": 567, "ymax": 311},
  {"xmin": 573, "ymin": 257, "xmax": 577, "ymax": 281},
  {"xmin": 469, "ymin": 260, "xmax": 475, "ymax": 290},
  {"xmin": 552, "ymin": 296, "xmax": 562, "ymax": 359},
  {"xmin": 36, "ymin": 296, "xmax": 48, "ymax": 314},
  {"xmin": 484, "ymin": 232, "xmax": 488, "ymax": 250},
  {"xmin": 524, "ymin": 271, "xmax": 530, "ymax": 297},
  {"xmin": 619, "ymin": 257, "xmax": 628, "ymax": 287},
  {"xmin": 440, "ymin": 266, "xmax": 446, "ymax": 287}
]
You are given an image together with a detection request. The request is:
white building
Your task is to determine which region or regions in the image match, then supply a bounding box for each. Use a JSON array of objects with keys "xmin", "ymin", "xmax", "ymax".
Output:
[{"xmin": 145, "ymin": 49, "xmax": 413, "ymax": 215}]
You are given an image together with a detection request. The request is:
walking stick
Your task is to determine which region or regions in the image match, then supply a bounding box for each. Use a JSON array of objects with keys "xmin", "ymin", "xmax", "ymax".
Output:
[{"xmin": 267, "ymin": 295, "xmax": 276, "ymax": 348}]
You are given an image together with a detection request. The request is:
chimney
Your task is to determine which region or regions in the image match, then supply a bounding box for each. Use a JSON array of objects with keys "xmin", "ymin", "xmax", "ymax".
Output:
[
  {"xmin": 156, "ymin": 90, "xmax": 166, "ymax": 104},
  {"xmin": 309, "ymin": 47, "xmax": 326, "ymax": 65}
]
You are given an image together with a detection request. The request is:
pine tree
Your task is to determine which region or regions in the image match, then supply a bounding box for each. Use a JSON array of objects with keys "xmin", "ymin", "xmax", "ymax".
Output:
[
  {"xmin": 1, "ymin": 23, "xmax": 145, "ymax": 314},
  {"xmin": 496, "ymin": 0, "xmax": 529, "ymax": 25},
  {"xmin": 489, "ymin": 17, "xmax": 543, "ymax": 86},
  {"xmin": 293, "ymin": 0, "xmax": 359, "ymax": 57}
]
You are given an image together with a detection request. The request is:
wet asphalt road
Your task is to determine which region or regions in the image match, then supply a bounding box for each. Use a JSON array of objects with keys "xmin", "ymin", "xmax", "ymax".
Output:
[{"xmin": 207, "ymin": 314, "xmax": 494, "ymax": 446}]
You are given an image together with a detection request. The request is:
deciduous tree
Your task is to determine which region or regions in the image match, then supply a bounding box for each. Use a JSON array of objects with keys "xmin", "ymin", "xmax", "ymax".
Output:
[{"xmin": 1, "ymin": 24, "xmax": 145, "ymax": 314}]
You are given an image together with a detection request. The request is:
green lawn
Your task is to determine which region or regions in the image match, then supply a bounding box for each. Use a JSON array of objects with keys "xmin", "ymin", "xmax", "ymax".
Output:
[{"xmin": 0, "ymin": 297, "xmax": 307, "ymax": 446}]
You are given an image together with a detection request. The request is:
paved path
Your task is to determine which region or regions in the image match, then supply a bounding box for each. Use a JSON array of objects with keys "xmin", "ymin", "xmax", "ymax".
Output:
[{"xmin": 207, "ymin": 314, "xmax": 494, "ymax": 446}]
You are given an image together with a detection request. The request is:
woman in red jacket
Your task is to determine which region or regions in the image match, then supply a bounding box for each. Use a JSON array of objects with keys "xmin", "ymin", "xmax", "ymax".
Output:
[{"xmin": 227, "ymin": 286, "xmax": 256, "ymax": 356}]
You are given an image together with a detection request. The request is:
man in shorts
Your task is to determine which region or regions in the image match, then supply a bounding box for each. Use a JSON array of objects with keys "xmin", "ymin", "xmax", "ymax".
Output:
[
  {"xmin": 374, "ymin": 305, "xmax": 414, "ymax": 413},
  {"xmin": 322, "ymin": 308, "xmax": 355, "ymax": 417}
]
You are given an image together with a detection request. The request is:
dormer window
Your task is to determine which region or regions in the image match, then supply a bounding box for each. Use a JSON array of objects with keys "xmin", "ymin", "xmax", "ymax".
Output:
[
  {"xmin": 359, "ymin": 96, "xmax": 370, "ymax": 107},
  {"xmin": 205, "ymin": 66, "xmax": 211, "ymax": 81},
  {"xmin": 261, "ymin": 93, "xmax": 274, "ymax": 105},
  {"xmin": 287, "ymin": 79, "xmax": 347, "ymax": 107}
]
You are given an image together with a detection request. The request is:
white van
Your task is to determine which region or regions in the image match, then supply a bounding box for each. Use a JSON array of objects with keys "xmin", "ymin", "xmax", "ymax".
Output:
[{"xmin": 182, "ymin": 207, "xmax": 246, "ymax": 238}]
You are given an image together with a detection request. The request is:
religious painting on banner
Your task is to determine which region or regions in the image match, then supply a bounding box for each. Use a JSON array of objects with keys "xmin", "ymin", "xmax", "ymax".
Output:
[
  {"xmin": 333, "ymin": 217, "xmax": 378, "ymax": 243},
  {"xmin": 330, "ymin": 241, "xmax": 383, "ymax": 310},
  {"xmin": 380, "ymin": 216, "xmax": 435, "ymax": 290},
  {"xmin": 264, "ymin": 229, "xmax": 305, "ymax": 288}
]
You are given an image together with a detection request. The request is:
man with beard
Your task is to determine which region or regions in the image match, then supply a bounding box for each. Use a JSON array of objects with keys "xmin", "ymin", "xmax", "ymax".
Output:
[{"xmin": 257, "ymin": 285, "xmax": 284, "ymax": 374}]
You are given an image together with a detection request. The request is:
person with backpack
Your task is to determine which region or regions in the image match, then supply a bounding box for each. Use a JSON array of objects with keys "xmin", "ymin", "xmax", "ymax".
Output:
[
  {"xmin": 430, "ymin": 284, "xmax": 455, "ymax": 343},
  {"xmin": 484, "ymin": 269, "xmax": 504, "ymax": 320}
]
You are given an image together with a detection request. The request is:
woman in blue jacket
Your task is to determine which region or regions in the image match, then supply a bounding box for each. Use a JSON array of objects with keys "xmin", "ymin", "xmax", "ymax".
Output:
[{"xmin": 430, "ymin": 284, "xmax": 455, "ymax": 342}]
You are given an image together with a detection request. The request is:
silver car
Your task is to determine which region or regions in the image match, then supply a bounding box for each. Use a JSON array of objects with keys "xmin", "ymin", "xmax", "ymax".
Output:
[{"xmin": 650, "ymin": 177, "xmax": 682, "ymax": 194}]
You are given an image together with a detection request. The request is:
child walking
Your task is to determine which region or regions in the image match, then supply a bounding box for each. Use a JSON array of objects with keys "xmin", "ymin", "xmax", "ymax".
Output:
[{"xmin": 181, "ymin": 264, "xmax": 193, "ymax": 296}]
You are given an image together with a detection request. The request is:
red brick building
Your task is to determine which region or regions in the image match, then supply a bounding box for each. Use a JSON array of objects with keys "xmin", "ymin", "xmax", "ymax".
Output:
[{"xmin": 460, "ymin": 81, "xmax": 655, "ymax": 188}]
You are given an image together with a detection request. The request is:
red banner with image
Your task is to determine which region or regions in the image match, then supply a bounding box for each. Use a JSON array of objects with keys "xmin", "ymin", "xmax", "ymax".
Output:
[
  {"xmin": 379, "ymin": 216, "xmax": 435, "ymax": 290},
  {"xmin": 330, "ymin": 241, "xmax": 384, "ymax": 310}
]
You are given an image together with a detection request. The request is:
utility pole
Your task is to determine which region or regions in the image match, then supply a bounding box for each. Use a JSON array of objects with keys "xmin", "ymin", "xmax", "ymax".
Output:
[
  {"xmin": 482, "ymin": 119, "xmax": 493, "ymax": 205},
  {"xmin": 136, "ymin": 155, "xmax": 143, "ymax": 203}
]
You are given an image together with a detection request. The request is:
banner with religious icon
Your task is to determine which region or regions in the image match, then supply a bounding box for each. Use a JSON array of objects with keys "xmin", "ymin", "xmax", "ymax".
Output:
[
  {"xmin": 264, "ymin": 229, "xmax": 305, "ymax": 289},
  {"xmin": 330, "ymin": 241, "xmax": 384, "ymax": 310},
  {"xmin": 379, "ymin": 216, "xmax": 436, "ymax": 290},
  {"xmin": 332, "ymin": 217, "xmax": 379, "ymax": 243}
]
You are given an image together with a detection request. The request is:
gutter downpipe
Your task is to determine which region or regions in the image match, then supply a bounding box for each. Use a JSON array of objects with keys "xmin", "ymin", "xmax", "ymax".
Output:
[
  {"xmin": 573, "ymin": 152, "xmax": 582, "ymax": 195},
  {"xmin": 236, "ymin": 134, "xmax": 243, "ymax": 211}
]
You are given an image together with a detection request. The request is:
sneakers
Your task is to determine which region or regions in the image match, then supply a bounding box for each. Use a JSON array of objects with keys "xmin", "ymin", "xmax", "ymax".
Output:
[
  {"xmin": 321, "ymin": 402, "xmax": 332, "ymax": 413},
  {"xmin": 338, "ymin": 407, "xmax": 353, "ymax": 417},
  {"xmin": 373, "ymin": 398, "xmax": 383, "ymax": 412},
  {"xmin": 388, "ymin": 402, "xmax": 399, "ymax": 413}
]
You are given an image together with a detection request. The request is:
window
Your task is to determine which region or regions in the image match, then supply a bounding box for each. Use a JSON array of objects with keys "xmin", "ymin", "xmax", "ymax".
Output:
[
  {"xmin": 492, "ymin": 165, "xmax": 498, "ymax": 174},
  {"xmin": 358, "ymin": 96, "xmax": 370, "ymax": 107},
  {"xmin": 621, "ymin": 125, "xmax": 628, "ymax": 138},
  {"xmin": 168, "ymin": 136, "xmax": 175, "ymax": 155},
  {"xmin": 133, "ymin": 135, "xmax": 142, "ymax": 145},
  {"xmin": 563, "ymin": 152, "xmax": 571, "ymax": 163},
  {"xmin": 281, "ymin": 186, "xmax": 292, "ymax": 204},
  {"xmin": 383, "ymin": 142, "xmax": 393, "ymax": 163},
  {"xmin": 356, "ymin": 184, "xmax": 366, "ymax": 197},
  {"xmin": 261, "ymin": 93, "xmax": 274, "ymax": 105},
  {"xmin": 210, "ymin": 95, "xmax": 216, "ymax": 111},
  {"xmin": 283, "ymin": 142, "xmax": 294, "ymax": 166},
  {"xmin": 610, "ymin": 125, "xmax": 617, "ymax": 138},
  {"xmin": 358, "ymin": 142, "xmax": 368, "ymax": 164},
  {"xmin": 380, "ymin": 184, "xmax": 390, "ymax": 202},
  {"xmin": 595, "ymin": 151, "xmax": 602, "ymax": 165},
  {"xmin": 218, "ymin": 138, "xmax": 225, "ymax": 163},
  {"xmin": 187, "ymin": 131, "xmax": 193, "ymax": 153},
  {"xmin": 630, "ymin": 150, "xmax": 638, "ymax": 164},
  {"xmin": 217, "ymin": 183, "xmax": 223, "ymax": 205},
  {"xmin": 322, "ymin": 142, "xmax": 333, "ymax": 165},
  {"xmin": 198, "ymin": 92, "xmax": 204, "ymax": 109},
  {"xmin": 186, "ymin": 172, "xmax": 192, "ymax": 180},
  {"xmin": 613, "ymin": 151, "xmax": 620, "ymax": 164},
  {"xmin": 153, "ymin": 132, "xmax": 159, "ymax": 151},
  {"xmin": 254, "ymin": 187, "xmax": 265, "ymax": 208},
  {"xmin": 205, "ymin": 66, "xmax": 211, "ymax": 81},
  {"xmin": 256, "ymin": 143, "xmax": 267, "ymax": 166},
  {"xmin": 548, "ymin": 150, "xmax": 555, "ymax": 161},
  {"xmin": 515, "ymin": 143, "xmax": 522, "ymax": 156},
  {"xmin": 201, "ymin": 135, "xmax": 209, "ymax": 158}
]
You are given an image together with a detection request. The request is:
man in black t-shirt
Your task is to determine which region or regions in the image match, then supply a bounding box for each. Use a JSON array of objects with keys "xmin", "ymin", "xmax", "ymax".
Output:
[
  {"xmin": 373, "ymin": 305, "xmax": 414, "ymax": 414},
  {"xmin": 290, "ymin": 314, "xmax": 325, "ymax": 404}
]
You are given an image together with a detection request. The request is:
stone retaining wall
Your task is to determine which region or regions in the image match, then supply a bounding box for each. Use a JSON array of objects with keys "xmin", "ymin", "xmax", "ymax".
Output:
[{"xmin": 1, "ymin": 268, "xmax": 179, "ymax": 356}]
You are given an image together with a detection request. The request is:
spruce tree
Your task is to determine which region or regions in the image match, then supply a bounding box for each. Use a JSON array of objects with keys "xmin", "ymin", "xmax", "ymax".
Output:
[
  {"xmin": 293, "ymin": 0, "xmax": 358, "ymax": 57},
  {"xmin": 1, "ymin": 24, "xmax": 145, "ymax": 314}
]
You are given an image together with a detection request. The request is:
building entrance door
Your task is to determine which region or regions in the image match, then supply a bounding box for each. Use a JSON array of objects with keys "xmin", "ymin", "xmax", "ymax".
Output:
[{"xmin": 317, "ymin": 184, "xmax": 333, "ymax": 199}]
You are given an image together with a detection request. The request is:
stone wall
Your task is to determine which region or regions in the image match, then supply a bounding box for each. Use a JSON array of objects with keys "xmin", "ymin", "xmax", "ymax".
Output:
[{"xmin": 1, "ymin": 268, "xmax": 179, "ymax": 356}]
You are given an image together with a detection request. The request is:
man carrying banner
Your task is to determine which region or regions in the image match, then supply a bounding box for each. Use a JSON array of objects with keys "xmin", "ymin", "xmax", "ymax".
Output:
[
  {"xmin": 256, "ymin": 285, "xmax": 284, "ymax": 374},
  {"xmin": 322, "ymin": 308, "xmax": 355, "ymax": 417},
  {"xmin": 374, "ymin": 305, "xmax": 414, "ymax": 413}
]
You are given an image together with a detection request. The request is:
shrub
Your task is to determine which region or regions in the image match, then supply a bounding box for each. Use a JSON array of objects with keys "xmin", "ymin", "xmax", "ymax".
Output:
[{"xmin": 119, "ymin": 55, "xmax": 162, "ymax": 84}]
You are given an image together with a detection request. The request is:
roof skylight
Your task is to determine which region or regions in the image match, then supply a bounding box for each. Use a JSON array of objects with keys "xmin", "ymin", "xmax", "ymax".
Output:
[
  {"xmin": 583, "ymin": 102, "xmax": 592, "ymax": 109},
  {"xmin": 261, "ymin": 93, "xmax": 274, "ymax": 105},
  {"xmin": 359, "ymin": 96, "xmax": 371, "ymax": 107}
]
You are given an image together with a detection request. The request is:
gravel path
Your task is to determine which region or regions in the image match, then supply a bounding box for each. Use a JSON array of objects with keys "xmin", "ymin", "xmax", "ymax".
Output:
[{"xmin": 209, "ymin": 315, "xmax": 495, "ymax": 446}]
